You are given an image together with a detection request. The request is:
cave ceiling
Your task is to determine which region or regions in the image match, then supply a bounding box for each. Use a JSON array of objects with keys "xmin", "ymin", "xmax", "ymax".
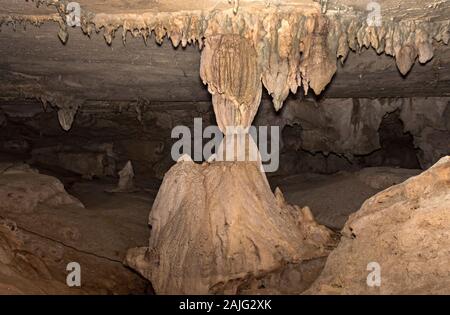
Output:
[{"xmin": 0, "ymin": 0, "xmax": 449, "ymax": 111}]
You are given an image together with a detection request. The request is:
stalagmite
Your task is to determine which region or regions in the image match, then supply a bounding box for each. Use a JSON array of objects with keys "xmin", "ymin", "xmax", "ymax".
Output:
[
  {"xmin": 108, "ymin": 161, "xmax": 137, "ymax": 193},
  {"xmin": 126, "ymin": 33, "xmax": 333, "ymax": 294}
]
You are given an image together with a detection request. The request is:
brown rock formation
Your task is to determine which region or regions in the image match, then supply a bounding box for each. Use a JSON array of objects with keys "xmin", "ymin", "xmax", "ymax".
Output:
[
  {"xmin": 126, "ymin": 26, "xmax": 333, "ymax": 294},
  {"xmin": 0, "ymin": 162, "xmax": 84, "ymax": 214},
  {"xmin": 307, "ymin": 156, "xmax": 450, "ymax": 294},
  {"xmin": 200, "ymin": 34, "xmax": 262, "ymax": 131},
  {"xmin": 0, "ymin": 162, "xmax": 149, "ymax": 294},
  {"xmin": 0, "ymin": 0, "xmax": 449, "ymax": 296},
  {"xmin": 126, "ymin": 160, "xmax": 333, "ymax": 294}
]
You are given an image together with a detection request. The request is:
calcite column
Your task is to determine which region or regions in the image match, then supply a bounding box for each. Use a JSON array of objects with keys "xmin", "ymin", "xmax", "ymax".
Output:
[{"xmin": 126, "ymin": 34, "xmax": 332, "ymax": 294}]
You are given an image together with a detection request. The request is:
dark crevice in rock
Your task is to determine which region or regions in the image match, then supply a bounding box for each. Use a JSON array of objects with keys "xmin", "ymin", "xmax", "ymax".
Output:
[{"xmin": 356, "ymin": 109, "xmax": 421, "ymax": 169}]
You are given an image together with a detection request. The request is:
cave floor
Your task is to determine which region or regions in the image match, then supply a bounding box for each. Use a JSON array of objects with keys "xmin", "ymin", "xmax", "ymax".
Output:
[
  {"xmin": 65, "ymin": 180, "xmax": 154, "ymax": 262},
  {"xmin": 0, "ymin": 159, "xmax": 422, "ymax": 294},
  {"xmin": 271, "ymin": 167, "xmax": 421, "ymax": 230},
  {"xmin": 0, "ymin": 160, "xmax": 156, "ymax": 294}
]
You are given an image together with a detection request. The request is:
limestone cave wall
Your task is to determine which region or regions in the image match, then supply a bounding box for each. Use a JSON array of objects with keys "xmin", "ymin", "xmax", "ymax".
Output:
[{"xmin": 1, "ymin": 96, "xmax": 448, "ymax": 181}]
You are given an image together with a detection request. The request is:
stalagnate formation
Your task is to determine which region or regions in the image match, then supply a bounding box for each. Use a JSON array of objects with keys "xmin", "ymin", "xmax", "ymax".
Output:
[{"xmin": 125, "ymin": 27, "xmax": 334, "ymax": 294}]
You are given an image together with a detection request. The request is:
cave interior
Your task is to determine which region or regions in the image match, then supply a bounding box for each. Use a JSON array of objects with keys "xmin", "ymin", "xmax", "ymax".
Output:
[{"xmin": 0, "ymin": 0, "xmax": 449, "ymax": 295}]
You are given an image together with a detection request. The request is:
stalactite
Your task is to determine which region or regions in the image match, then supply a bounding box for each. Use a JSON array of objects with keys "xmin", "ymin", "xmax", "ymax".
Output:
[
  {"xmin": 29, "ymin": 89, "xmax": 84, "ymax": 131},
  {"xmin": 5, "ymin": 1, "xmax": 449, "ymax": 110},
  {"xmin": 57, "ymin": 106, "xmax": 77, "ymax": 131},
  {"xmin": 200, "ymin": 34, "xmax": 262, "ymax": 131}
]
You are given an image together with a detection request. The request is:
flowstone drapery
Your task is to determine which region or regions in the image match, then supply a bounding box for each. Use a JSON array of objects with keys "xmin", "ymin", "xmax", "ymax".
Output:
[{"xmin": 125, "ymin": 34, "xmax": 333, "ymax": 294}]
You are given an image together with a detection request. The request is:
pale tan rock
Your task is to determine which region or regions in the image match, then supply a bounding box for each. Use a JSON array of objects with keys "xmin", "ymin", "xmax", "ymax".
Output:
[
  {"xmin": 57, "ymin": 107, "xmax": 78, "ymax": 131},
  {"xmin": 127, "ymin": 15, "xmax": 336, "ymax": 294},
  {"xmin": 108, "ymin": 161, "xmax": 137, "ymax": 193},
  {"xmin": 307, "ymin": 156, "xmax": 450, "ymax": 294},
  {"xmin": 200, "ymin": 34, "xmax": 262, "ymax": 132},
  {"xmin": 0, "ymin": 163, "xmax": 84, "ymax": 214},
  {"xmin": 126, "ymin": 160, "xmax": 333, "ymax": 294}
]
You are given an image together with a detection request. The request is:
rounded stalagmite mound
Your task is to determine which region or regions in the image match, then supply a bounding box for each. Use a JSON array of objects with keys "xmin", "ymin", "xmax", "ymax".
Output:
[{"xmin": 126, "ymin": 159, "xmax": 334, "ymax": 294}]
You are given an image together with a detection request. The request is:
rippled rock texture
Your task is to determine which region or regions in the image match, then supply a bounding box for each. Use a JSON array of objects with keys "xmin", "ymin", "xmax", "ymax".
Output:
[{"xmin": 126, "ymin": 160, "xmax": 334, "ymax": 294}]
